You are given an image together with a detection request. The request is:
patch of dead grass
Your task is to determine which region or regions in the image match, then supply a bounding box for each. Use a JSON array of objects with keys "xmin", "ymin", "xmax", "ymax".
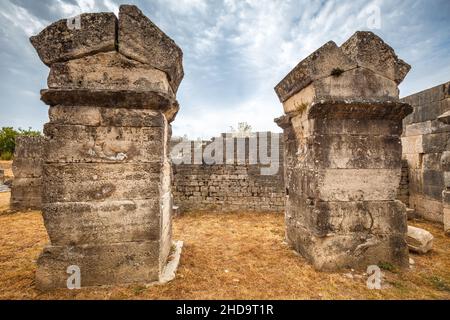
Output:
[{"xmin": 0, "ymin": 209, "xmax": 449, "ymax": 300}]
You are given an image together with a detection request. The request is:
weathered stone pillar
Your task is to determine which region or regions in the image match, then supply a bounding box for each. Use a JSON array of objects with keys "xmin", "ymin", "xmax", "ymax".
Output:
[
  {"xmin": 274, "ymin": 31, "xmax": 412, "ymax": 270},
  {"xmin": 11, "ymin": 136, "xmax": 45, "ymax": 211},
  {"xmin": 30, "ymin": 5, "xmax": 183, "ymax": 289}
]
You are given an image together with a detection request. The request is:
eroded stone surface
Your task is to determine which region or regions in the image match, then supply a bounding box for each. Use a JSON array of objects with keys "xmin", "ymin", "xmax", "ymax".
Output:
[
  {"xmin": 48, "ymin": 52, "xmax": 174, "ymax": 97},
  {"xmin": 275, "ymin": 41, "xmax": 356, "ymax": 103},
  {"xmin": 30, "ymin": 13, "xmax": 117, "ymax": 66},
  {"xmin": 118, "ymin": 5, "xmax": 184, "ymax": 93},
  {"xmin": 341, "ymin": 31, "xmax": 411, "ymax": 84}
]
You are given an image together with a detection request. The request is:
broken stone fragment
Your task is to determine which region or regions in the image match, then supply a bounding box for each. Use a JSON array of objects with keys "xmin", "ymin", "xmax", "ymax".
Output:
[
  {"xmin": 30, "ymin": 13, "xmax": 117, "ymax": 66},
  {"xmin": 118, "ymin": 5, "xmax": 184, "ymax": 93},
  {"xmin": 340, "ymin": 31, "xmax": 411, "ymax": 85},
  {"xmin": 438, "ymin": 111, "xmax": 450, "ymax": 124},
  {"xmin": 274, "ymin": 41, "xmax": 357, "ymax": 103},
  {"xmin": 407, "ymin": 225, "xmax": 434, "ymax": 254}
]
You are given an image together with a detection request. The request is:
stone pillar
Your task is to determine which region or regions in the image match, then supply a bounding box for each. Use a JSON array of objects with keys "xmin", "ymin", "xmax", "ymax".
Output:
[
  {"xmin": 30, "ymin": 5, "xmax": 183, "ymax": 289},
  {"xmin": 274, "ymin": 31, "xmax": 412, "ymax": 271},
  {"xmin": 10, "ymin": 136, "xmax": 45, "ymax": 211}
]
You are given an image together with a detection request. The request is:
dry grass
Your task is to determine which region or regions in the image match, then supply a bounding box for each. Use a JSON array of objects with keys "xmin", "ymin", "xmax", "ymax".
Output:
[{"xmin": 0, "ymin": 193, "xmax": 449, "ymax": 300}]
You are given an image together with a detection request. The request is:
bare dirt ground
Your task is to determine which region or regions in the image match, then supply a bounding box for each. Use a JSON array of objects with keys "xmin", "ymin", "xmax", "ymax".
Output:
[{"xmin": 0, "ymin": 192, "xmax": 449, "ymax": 300}]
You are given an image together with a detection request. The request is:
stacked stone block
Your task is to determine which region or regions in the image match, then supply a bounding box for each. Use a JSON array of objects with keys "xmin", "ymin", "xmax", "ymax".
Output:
[
  {"xmin": 30, "ymin": 5, "xmax": 183, "ymax": 289},
  {"xmin": 274, "ymin": 31, "xmax": 412, "ymax": 270},
  {"xmin": 172, "ymin": 133, "xmax": 285, "ymax": 212},
  {"xmin": 10, "ymin": 136, "xmax": 45, "ymax": 211},
  {"xmin": 401, "ymin": 82, "xmax": 450, "ymax": 225}
]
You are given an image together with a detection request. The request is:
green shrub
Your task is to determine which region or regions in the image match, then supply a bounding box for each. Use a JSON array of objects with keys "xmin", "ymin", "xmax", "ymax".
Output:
[{"xmin": 0, "ymin": 151, "xmax": 13, "ymax": 161}]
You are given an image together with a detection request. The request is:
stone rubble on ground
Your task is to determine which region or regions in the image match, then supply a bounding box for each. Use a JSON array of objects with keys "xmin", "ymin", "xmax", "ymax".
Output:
[{"xmin": 407, "ymin": 225, "xmax": 434, "ymax": 254}]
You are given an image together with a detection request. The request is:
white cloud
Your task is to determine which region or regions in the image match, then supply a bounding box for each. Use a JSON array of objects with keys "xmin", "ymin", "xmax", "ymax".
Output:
[{"xmin": 0, "ymin": 3, "xmax": 46, "ymax": 36}]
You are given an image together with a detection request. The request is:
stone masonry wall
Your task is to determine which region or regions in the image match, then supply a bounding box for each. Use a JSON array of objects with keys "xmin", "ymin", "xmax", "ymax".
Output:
[
  {"xmin": 172, "ymin": 133, "xmax": 285, "ymax": 213},
  {"xmin": 401, "ymin": 81, "xmax": 450, "ymax": 223},
  {"xmin": 11, "ymin": 136, "xmax": 45, "ymax": 211}
]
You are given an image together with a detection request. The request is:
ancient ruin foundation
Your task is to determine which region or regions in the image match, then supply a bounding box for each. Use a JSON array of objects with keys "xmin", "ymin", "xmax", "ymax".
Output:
[
  {"xmin": 31, "ymin": 5, "xmax": 183, "ymax": 289},
  {"xmin": 10, "ymin": 136, "xmax": 45, "ymax": 211},
  {"xmin": 275, "ymin": 31, "xmax": 413, "ymax": 270},
  {"xmin": 171, "ymin": 132, "xmax": 285, "ymax": 213}
]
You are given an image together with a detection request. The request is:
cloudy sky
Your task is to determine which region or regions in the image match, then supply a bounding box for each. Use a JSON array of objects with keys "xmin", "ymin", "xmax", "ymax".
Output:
[{"xmin": 0, "ymin": 0, "xmax": 449, "ymax": 139}]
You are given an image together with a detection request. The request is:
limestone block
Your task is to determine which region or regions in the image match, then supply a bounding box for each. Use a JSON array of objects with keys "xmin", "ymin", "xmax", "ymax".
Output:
[
  {"xmin": 118, "ymin": 5, "xmax": 184, "ymax": 93},
  {"xmin": 304, "ymin": 134, "xmax": 402, "ymax": 169},
  {"xmin": 30, "ymin": 13, "xmax": 117, "ymax": 66},
  {"xmin": 307, "ymin": 118, "xmax": 402, "ymax": 136},
  {"xmin": 407, "ymin": 226, "xmax": 433, "ymax": 254},
  {"xmin": 422, "ymin": 153, "xmax": 442, "ymax": 171},
  {"xmin": 48, "ymin": 52, "xmax": 174, "ymax": 97},
  {"xmin": 41, "ymin": 89, "xmax": 175, "ymax": 110},
  {"xmin": 282, "ymin": 69, "xmax": 399, "ymax": 114},
  {"xmin": 288, "ymin": 199, "xmax": 407, "ymax": 236},
  {"xmin": 10, "ymin": 178, "xmax": 42, "ymax": 210},
  {"xmin": 409, "ymin": 100, "xmax": 450, "ymax": 124},
  {"xmin": 274, "ymin": 41, "xmax": 356, "ymax": 103},
  {"xmin": 43, "ymin": 124, "xmax": 164, "ymax": 163},
  {"xmin": 316, "ymin": 168, "xmax": 401, "ymax": 202},
  {"xmin": 401, "ymin": 135, "xmax": 424, "ymax": 154},
  {"xmin": 286, "ymin": 225, "xmax": 408, "ymax": 271},
  {"xmin": 13, "ymin": 136, "xmax": 46, "ymax": 159},
  {"xmin": 340, "ymin": 31, "xmax": 410, "ymax": 84},
  {"xmin": 422, "ymin": 132, "xmax": 450, "ymax": 154},
  {"xmin": 42, "ymin": 163, "xmax": 160, "ymax": 203},
  {"xmin": 404, "ymin": 120, "xmax": 450, "ymax": 137},
  {"xmin": 43, "ymin": 200, "xmax": 160, "ymax": 245},
  {"xmin": 409, "ymin": 194, "xmax": 443, "ymax": 223},
  {"xmin": 36, "ymin": 241, "xmax": 160, "ymax": 290},
  {"xmin": 49, "ymin": 106, "xmax": 164, "ymax": 127},
  {"xmin": 12, "ymin": 158, "xmax": 43, "ymax": 178},
  {"xmin": 307, "ymin": 100, "xmax": 411, "ymax": 121}
]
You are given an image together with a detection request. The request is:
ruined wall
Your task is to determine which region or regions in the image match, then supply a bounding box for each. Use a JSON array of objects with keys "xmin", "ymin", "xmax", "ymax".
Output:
[
  {"xmin": 10, "ymin": 136, "xmax": 45, "ymax": 211},
  {"xmin": 401, "ymin": 82, "xmax": 450, "ymax": 224},
  {"xmin": 172, "ymin": 133, "xmax": 285, "ymax": 213},
  {"xmin": 31, "ymin": 5, "xmax": 183, "ymax": 289}
]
